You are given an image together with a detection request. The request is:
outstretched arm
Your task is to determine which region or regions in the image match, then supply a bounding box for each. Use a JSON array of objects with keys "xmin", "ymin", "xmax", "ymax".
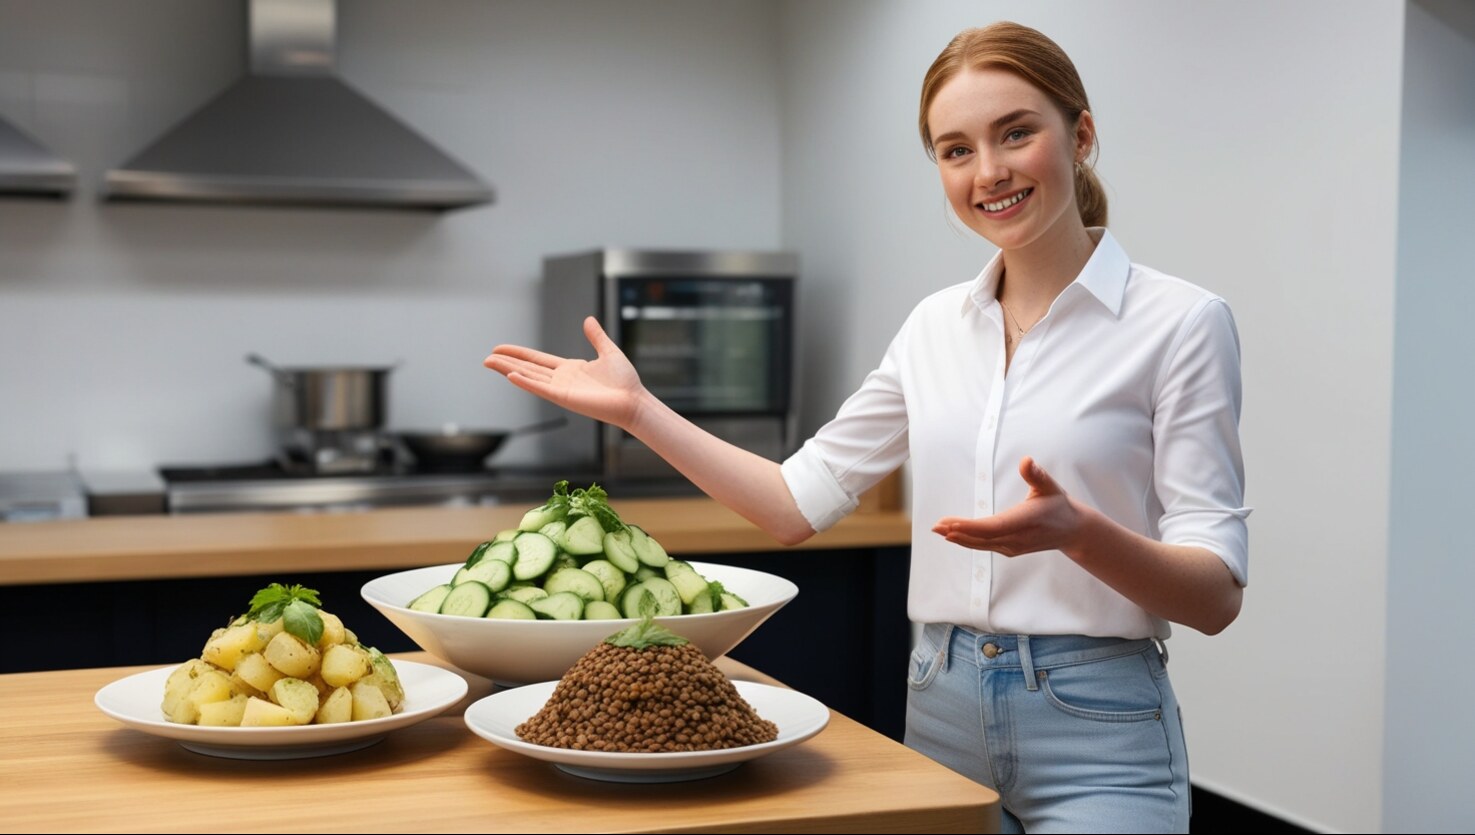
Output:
[
  {"xmin": 485, "ymin": 317, "xmax": 815, "ymax": 545},
  {"xmin": 933, "ymin": 457, "xmax": 1242, "ymax": 635}
]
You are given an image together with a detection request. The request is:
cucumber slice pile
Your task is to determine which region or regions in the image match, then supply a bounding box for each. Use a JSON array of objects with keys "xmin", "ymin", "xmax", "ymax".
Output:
[{"xmin": 405, "ymin": 481, "xmax": 749, "ymax": 620}]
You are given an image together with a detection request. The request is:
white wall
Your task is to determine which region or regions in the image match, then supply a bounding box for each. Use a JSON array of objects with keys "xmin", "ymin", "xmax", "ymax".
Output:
[
  {"xmin": 778, "ymin": 2, "xmax": 1405, "ymax": 832},
  {"xmin": 0, "ymin": 0, "xmax": 784, "ymax": 469},
  {"xmin": 1384, "ymin": 3, "xmax": 1475, "ymax": 832}
]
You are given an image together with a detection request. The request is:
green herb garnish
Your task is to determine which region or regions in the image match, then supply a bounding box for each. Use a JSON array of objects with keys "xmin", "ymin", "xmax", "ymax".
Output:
[
  {"xmin": 246, "ymin": 583, "xmax": 324, "ymax": 646},
  {"xmin": 605, "ymin": 615, "xmax": 689, "ymax": 650}
]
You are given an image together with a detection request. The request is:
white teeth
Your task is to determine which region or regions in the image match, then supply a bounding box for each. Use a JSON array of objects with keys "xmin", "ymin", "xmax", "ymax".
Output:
[{"xmin": 981, "ymin": 189, "xmax": 1030, "ymax": 212}]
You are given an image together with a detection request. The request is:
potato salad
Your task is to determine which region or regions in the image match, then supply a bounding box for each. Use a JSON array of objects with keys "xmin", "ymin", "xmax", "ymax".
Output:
[{"xmin": 162, "ymin": 584, "xmax": 404, "ymax": 727}]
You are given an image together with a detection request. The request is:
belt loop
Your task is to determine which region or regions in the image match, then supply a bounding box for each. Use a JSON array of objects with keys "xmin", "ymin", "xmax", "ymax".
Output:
[
  {"xmin": 1154, "ymin": 637, "xmax": 1170, "ymax": 666},
  {"xmin": 1018, "ymin": 634, "xmax": 1038, "ymax": 691},
  {"xmin": 938, "ymin": 624, "xmax": 955, "ymax": 673}
]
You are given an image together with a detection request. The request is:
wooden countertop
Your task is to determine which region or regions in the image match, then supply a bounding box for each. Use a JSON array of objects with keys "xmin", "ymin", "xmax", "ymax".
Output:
[
  {"xmin": 0, "ymin": 497, "xmax": 912, "ymax": 587},
  {"xmin": 0, "ymin": 653, "xmax": 997, "ymax": 834}
]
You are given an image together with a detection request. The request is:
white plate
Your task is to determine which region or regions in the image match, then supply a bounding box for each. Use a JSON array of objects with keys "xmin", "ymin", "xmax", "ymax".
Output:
[
  {"xmin": 94, "ymin": 660, "xmax": 468, "ymax": 760},
  {"xmin": 463, "ymin": 680, "xmax": 830, "ymax": 782}
]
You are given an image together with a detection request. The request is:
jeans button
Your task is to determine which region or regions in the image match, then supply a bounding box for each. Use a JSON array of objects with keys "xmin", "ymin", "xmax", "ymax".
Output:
[{"xmin": 982, "ymin": 642, "xmax": 1001, "ymax": 659}]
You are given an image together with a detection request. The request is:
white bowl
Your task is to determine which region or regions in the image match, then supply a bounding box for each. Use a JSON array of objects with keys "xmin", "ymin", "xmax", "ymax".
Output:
[{"xmin": 362, "ymin": 561, "xmax": 797, "ymax": 684}]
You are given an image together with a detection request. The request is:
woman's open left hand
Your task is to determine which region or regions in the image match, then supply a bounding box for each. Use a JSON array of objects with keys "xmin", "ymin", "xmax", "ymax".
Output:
[{"xmin": 932, "ymin": 457, "xmax": 1089, "ymax": 557}]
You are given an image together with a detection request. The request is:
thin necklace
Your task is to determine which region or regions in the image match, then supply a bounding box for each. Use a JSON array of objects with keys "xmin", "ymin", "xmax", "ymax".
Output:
[{"xmin": 998, "ymin": 300, "xmax": 1031, "ymax": 344}]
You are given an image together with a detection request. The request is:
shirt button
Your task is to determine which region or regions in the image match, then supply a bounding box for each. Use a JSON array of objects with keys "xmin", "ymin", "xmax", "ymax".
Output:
[{"xmin": 977, "ymin": 499, "xmax": 990, "ymax": 512}]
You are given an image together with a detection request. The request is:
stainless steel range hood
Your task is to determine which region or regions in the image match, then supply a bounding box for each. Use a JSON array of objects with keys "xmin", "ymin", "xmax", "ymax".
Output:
[
  {"xmin": 0, "ymin": 116, "xmax": 77, "ymax": 197},
  {"xmin": 103, "ymin": 0, "xmax": 492, "ymax": 210}
]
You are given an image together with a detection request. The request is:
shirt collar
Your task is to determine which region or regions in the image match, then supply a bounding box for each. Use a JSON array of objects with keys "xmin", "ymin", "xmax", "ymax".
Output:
[{"xmin": 963, "ymin": 227, "xmax": 1131, "ymax": 318}]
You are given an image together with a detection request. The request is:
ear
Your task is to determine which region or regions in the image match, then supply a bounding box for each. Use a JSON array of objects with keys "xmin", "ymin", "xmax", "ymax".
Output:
[{"xmin": 1074, "ymin": 110, "xmax": 1097, "ymax": 163}]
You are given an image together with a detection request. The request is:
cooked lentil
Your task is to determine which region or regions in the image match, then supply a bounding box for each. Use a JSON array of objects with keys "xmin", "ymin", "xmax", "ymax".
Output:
[{"xmin": 516, "ymin": 642, "xmax": 778, "ymax": 752}]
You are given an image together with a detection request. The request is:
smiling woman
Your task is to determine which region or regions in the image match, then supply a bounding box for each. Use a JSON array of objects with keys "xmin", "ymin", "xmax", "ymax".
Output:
[{"xmin": 482, "ymin": 20, "xmax": 1247, "ymax": 835}]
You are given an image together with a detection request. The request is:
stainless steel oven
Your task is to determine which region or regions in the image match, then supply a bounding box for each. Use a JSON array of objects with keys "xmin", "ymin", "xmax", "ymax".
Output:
[{"xmin": 540, "ymin": 249, "xmax": 798, "ymax": 480}]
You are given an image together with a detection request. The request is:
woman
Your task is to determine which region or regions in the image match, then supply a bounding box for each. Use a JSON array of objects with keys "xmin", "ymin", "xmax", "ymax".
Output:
[{"xmin": 485, "ymin": 21, "xmax": 1247, "ymax": 834}]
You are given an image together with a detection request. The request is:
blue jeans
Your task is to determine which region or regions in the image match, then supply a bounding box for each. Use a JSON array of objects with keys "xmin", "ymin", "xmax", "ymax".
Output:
[{"xmin": 905, "ymin": 623, "xmax": 1190, "ymax": 834}]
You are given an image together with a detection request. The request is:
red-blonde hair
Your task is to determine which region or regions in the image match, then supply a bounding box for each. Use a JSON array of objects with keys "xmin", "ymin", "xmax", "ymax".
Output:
[{"xmin": 919, "ymin": 22, "xmax": 1107, "ymax": 227}]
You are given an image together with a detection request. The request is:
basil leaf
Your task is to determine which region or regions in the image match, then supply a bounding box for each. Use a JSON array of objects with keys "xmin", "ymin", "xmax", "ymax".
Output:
[
  {"xmin": 253, "ymin": 600, "xmax": 288, "ymax": 624},
  {"xmin": 283, "ymin": 599, "xmax": 324, "ymax": 646}
]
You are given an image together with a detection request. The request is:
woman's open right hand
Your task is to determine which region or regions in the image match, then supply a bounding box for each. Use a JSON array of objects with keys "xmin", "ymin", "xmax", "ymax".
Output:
[{"xmin": 483, "ymin": 316, "xmax": 646, "ymax": 430}]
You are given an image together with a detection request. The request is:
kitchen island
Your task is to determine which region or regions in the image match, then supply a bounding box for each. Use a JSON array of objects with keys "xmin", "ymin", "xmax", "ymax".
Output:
[{"xmin": 0, "ymin": 652, "xmax": 999, "ymax": 834}]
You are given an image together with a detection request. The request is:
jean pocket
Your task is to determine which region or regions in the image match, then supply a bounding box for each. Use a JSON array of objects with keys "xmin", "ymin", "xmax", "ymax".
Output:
[
  {"xmin": 1037, "ymin": 650, "xmax": 1163, "ymax": 722},
  {"xmin": 906, "ymin": 644, "xmax": 944, "ymax": 691}
]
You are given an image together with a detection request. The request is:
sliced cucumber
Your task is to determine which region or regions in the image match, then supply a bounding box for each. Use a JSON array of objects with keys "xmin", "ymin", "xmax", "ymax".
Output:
[
  {"xmin": 720, "ymin": 591, "xmax": 749, "ymax": 611},
  {"xmin": 519, "ymin": 505, "xmax": 565, "ymax": 532},
  {"xmin": 581, "ymin": 559, "xmax": 628, "ymax": 604},
  {"xmin": 584, "ymin": 600, "xmax": 623, "ymax": 620},
  {"xmin": 487, "ymin": 599, "xmax": 536, "ymax": 620},
  {"xmin": 664, "ymin": 562, "xmax": 709, "ymax": 606},
  {"xmin": 502, "ymin": 585, "xmax": 549, "ymax": 605},
  {"xmin": 485, "ymin": 541, "xmax": 517, "ymax": 565},
  {"xmin": 464, "ymin": 540, "xmax": 493, "ymax": 567},
  {"xmin": 621, "ymin": 578, "xmax": 682, "ymax": 618},
  {"xmin": 687, "ymin": 588, "xmax": 716, "ymax": 614},
  {"xmin": 601, "ymin": 529, "xmax": 640, "ymax": 574},
  {"xmin": 563, "ymin": 515, "xmax": 607, "ymax": 556},
  {"xmin": 439, "ymin": 581, "xmax": 493, "ymax": 617},
  {"xmin": 629, "ymin": 525, "xmax": 670, "ymax": 568},
  {"xmin": 529, "ymin": 591, "xmax": 585, "ymax": 621},
  {"xmin": 408, "ymin": 583, "xmax": 453, "ymax": 613},
  {"xmin": 634, "ymin": 565, "xmax": 660, "ymax": 582},
  {"xmin": 512, "ymin": 532, "xmax": 557, "ymax": 581},
  {"xmin": 492, "ymin": 528, "xmax": 520, "ymax": 544},
  {"xmin": 461, "ymin": 558, "xmax": 512, "ymax": 592},
  {"xmin": 538, "ymin": 520, "xmax": 569, "ymax": 551},
  {"xmin": 544, "ymin": 567, "xmax": 606, "ymax": 603}
]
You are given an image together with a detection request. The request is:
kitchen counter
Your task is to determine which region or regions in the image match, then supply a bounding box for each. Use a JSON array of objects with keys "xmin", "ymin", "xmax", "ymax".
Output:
[
  {"xmin": 0, "ymin": 496, "xmax": 911, "ymax": 587},
  {"xmin": 0, "ymin": 653, "xmax": 999, "ymax": 834}
]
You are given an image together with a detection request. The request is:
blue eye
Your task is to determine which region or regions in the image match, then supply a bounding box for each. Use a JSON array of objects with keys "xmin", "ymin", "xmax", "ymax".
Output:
[
  {"xmin": 1005, "ymin": 128, "xmax": 1032, "ymax": 143},
  {"xmin": 942, "ymin": 145, "xmax": 970, "ymax": 159}
]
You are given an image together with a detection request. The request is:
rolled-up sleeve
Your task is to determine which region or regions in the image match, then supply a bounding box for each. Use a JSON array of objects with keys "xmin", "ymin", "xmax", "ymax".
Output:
[
  {"xmin": 781, "ymin": 321, "xmax": 912, "ymax": 533},
  {"xmin": 1152, "ymin": 298, "xmax": 1252, "ymax": 585}
]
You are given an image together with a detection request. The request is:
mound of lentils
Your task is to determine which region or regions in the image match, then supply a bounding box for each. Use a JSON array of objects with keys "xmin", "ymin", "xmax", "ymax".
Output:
[{"xmin": 516, "ymin": 622, "xmax": 778, "ymax": 753}]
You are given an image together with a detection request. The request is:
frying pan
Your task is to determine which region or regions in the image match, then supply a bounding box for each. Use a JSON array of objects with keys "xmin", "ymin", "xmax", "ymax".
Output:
[{"xmin": 398, "ymin": 417, "xmax": 566, "ymax": 472}]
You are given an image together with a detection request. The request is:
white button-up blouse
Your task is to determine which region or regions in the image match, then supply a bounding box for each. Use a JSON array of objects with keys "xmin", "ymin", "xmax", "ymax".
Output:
[{"xmin": 781, "ymin": 228, "xmax": 1249, "ymax": 640}]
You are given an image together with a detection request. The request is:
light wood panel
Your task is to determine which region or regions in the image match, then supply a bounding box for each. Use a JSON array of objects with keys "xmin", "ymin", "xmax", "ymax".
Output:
[{"xmin": 0, "ymin": 497, "xmax": 911, "ymax": 587}]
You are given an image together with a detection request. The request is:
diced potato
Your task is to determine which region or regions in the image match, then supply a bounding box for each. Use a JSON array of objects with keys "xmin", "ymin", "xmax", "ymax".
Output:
[
  {"xmin": 234, "ymin": 652, "xmax": 284, "ymax": 693},
  {"xmin": 240, "ymin": 696, "xmax": 297, "ymax": 727},
  {"xmin": 316, "ymin": 610, "xmax": 346, "ymax": 648},
  {"xmin": 202, "ymin": 623, "xmax": 270, "ymax": 672},
  {"xmin": 253, "ymin": 618, "xmax": 285, "ymax": 643},
  {"xmin": 350, "ymin": 681, "xmax": 393, "ymax": 721},
  {"xmin": 305, "ymin": 673, "xmax": 333, "ymax": 697},
  {"xmin": 187, "ymin": 670, "xmax": 237, "ymax": 710},
  {"xmin": 365, "ymin": 650, "xmax": 404, "ymax": 711},
  {"xmin": 343, "ymin": 628, "xmax": 358, "ymax": 645},
  {"xmin": 197, "ymin": 694, "xmax": 248, "ymax": 727},
  {"xmin": 270, "ymin": 678, "xmax": 320, "ymax": 725},
  {"xmin": 227, "ymin": 673, "xmax": 264, "ymax": 700},
  {"xmin": 320, "ymin": 644, "xmax": 372, "ymax": 688},
  {"xmin": 162, "ymin": 659, "xmax": 215, "ymax": 724},
  {"xmin": 263, "ymin": 631, "xmax": 321, "ymax": 678},
  {"xmin": 315, "ymin": 686, "xmax": 353, "ymax": 724}
]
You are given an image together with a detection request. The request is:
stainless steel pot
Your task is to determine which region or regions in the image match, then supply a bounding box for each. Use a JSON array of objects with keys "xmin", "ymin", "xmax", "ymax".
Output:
[{"xmin": 247, "ymin": 353, "xmax": 396, "ymax": 431}]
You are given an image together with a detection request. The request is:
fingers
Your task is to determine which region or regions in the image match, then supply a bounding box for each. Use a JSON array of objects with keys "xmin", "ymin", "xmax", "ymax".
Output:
[
  {"xmin": 1019, "ymin": 456, "xmax": 1063, "ymax": 495},
  {"xmin": 484, "ymin": 353, "xmax": 555, "ymax": 383},
  {"xmin": 583, "ymin": 316, "xmax": 620, "ymax": 357},
  {"xmin": 504, "ymin": 370, "xmax": 560, "ymax": 401},
  {"xmin": 484, "ymin": 343, "xmax": 564, "ymax": 369}
]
